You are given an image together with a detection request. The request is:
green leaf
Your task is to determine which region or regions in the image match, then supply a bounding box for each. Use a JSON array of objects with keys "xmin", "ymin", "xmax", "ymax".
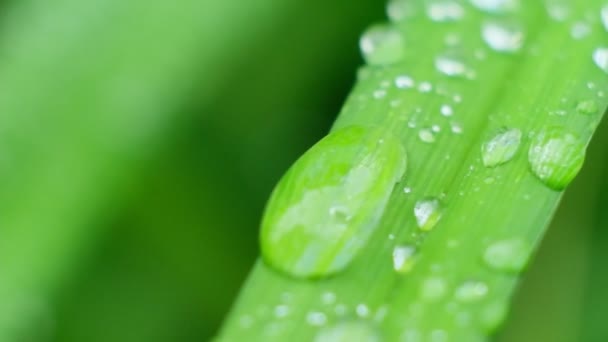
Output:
[{"xmin": 219, "ymin": 0, "xmax": 608, "ymax": 341}]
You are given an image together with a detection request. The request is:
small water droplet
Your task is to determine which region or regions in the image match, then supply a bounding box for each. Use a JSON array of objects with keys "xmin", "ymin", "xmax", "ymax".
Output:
[
  {"xmin": 576, "ymin": 99, "xmax": 599, "ymax": 115},
  {"xmin": 592, "ymin": 47, "xmax": 608, "ymax": 74},
  {"xmin": 357, "ymin": 67, "xmax": 373, "ymax": 81},
  {"xmin": 419, "ymin": 128, "xmax": 437, "ymax": 143},
  {"xmin": 570, "ymin": 21, "xmax": 591, "ymax": 40},
  {"xmin": 373, "ymin": 89, "xmax": 387, "ymax": 99},
  {"xmin": 393, "ymin": 245, "xmax": 417, "ymax": 273},
  {"xmin": 450, "ymin": 122, "xmax": 463, "ymax": 134},
  {"xmin": 435, "ymin": 51, "xmax": 475, "ymax": 78},
  {"xmin": 360, "ymin": 25, "xmax": 405, "ymax": 66},
  {"xmin": 307, "ymin": 311, "xmax": 328, "ymax": 326},
  {"xmin": 546, "ymin": 1, "xmax": 570, "ymax": 21},
  {"xmin": 401, "ymin": 329, "xmax": 422, "ymax": 342},
  {"xmin": 551, "ymin": 109, "xmax": 567, "ymax": 116},
  {"xmin": 483, "ymin": 239, "xmax": 531, "ymax": 273},
  {"xmin": 390, "ymin": 99, "xmax": 402, "ymax": 108},
  {"xmin": 403, "ymin": 187, "xmax": 412, "ymax": 194},
  {"xmin": 334, "ymin": 304, "xmax": 348, "ymax": 316},
  {"xmin": 374, "ymin": 306, "xmax": 389, "ymax": 322},
  {"xmin": 528, "ymin": 128, "xmax": 586, "ymax": 190},
  {"xmin": 274, "ymin": 305, "xmax": 290, "ymax": 318},
  {"xmin": 418, "ymin": 82, "xmax": 433, "ymax": 93},
  {"xmin": 432, "ymin": 125, "xmax": 441, "ymax": 133},
  {"xmin": 420, "ymin": 277, "xmax": 448, "ymax": 301},
  {"xmin": 470, "ymin": 0, "xmax": 519, "ymax": 13},
  {"xmin": 356, "ymin": 304, "xmax": 370, "ymax": 317},
  {"xmin": 441, "ymin": 104, "xmax": 454, "ymax": 116},
  {"xmin": 482, "ymin": 21, "xmax": 524, "ymax": 53},
  {"xmin": 314, "ymin": 321, "xmax": 381, "ymax": 342},
  {"xmin": 427, "ymin": 0, "xmax": 465, "ymax": 22},
  {"xmin": 261, "ymin": 126, "xmax": 407, "ymax": 278},
  {"xmin": 455, "ymin": 281, "xmax": 489, "ymax": 302},
  {"xmin": 414, "ymin": 198, "xmax": 443, "ymax": 231},
  {"xmin": 329, "ymin": 205, "xmax": 352, "ymax": 223},
  {"xmin": 429, "ymin": 329, "xmax": 449, "ymax": 342},
  {"xmin": 322, "ymin": 292, "xmax": 337, "ymax": 305},
  {"xmin": 481, "ymin": 128, "xmax": 522, "ymax": 168},
  {"xmin": 395, "ymin": 75, "xmax": 415, "ymax": 89}
]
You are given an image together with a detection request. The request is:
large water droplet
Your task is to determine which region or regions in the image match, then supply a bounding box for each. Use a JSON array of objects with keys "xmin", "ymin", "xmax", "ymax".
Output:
[
  {"xmin": 393, "ymin": 245, "xmax": 417, "ymax": 273},
  {"xmin": 528, "ymin": 128, "xmax": 586, "ymax": 190},
  {"xmin": 576, "ymin": 100, "xmax": 599, "ymax": 115},
  {"xmin": 314, "ymin": 321, "xmax": 381, "ymax": 342},
  {"xmin": 261, "ymin": 126, "xmax": 406, "ymax": 278},
  {"xmin": 414, "ymin": 198, "xmax": 442, "ymax": 231},
  {"xmin": 482, "ymin": 21, "xmax": 524, "ymax": 53},
  {"xmin": 592, "ymin": 47, "xmax": 608, "ymax": 74},
  {"xmin": 426, "ymin": 0, "xmax": 465, "ymax": 22},
  {"xmin": 481, "ymin": 128, "xmax": 522, "ymax": 168},
  {"xmin": 455, "ymin": 281, "xmax": 489, "ymax": 302},
  {"xmin": 483, "ymin": 239, "xmax": 530, "ymax": 273},
  {"xmin": 360, "ymin": 25, "xmax": 405, "ymax": 66},
  {"xmin": 601, "ymin": 5, "xmax": 608, "ymax": 32},
  {"xmin": 470, "ymin": 0, "xmax": 519, "ymax": 13}
]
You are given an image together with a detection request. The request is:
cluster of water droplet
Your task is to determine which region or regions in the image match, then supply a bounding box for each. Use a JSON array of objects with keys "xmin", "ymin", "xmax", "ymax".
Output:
[
  {"xmin": 233, "ymin": 290, "xmax": 391, "ymax": 340},
  {"xmin": 232, "ymin": 0, "xmax": 608, "ymax": 340}
]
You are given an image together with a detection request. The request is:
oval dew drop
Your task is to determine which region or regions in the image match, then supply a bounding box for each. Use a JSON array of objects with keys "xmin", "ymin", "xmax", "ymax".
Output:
[
  {"xmin": 481, "ymin": 128, "xmax": 522, "ymax": 168},
  {"xmin": 260, "ymin": 126, "xmax": 407, "ymax": 278},
  {"xmin": 528, "ymin": 127, "xmax": 586, "ymax": 190}
]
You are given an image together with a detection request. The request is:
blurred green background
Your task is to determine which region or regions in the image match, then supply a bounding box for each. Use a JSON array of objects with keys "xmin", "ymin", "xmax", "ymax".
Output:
[{"xmin": 0, "ymin": 0, "xmax": 606, "ymax": 341}]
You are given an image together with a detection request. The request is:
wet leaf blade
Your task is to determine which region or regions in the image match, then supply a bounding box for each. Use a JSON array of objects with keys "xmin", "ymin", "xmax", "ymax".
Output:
[{"xmin": 219, "ymin": 1, "xmax": 608, "ymax": 341}]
